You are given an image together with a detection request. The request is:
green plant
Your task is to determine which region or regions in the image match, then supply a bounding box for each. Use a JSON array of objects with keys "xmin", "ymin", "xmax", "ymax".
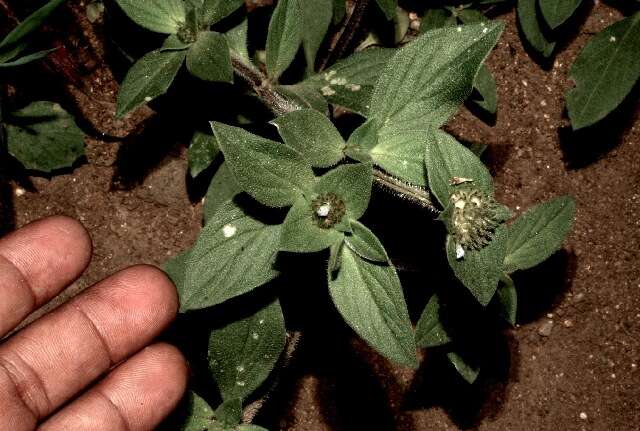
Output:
[
  {"xmin": 0, "ymin": 0, "xmax": 85, "ymax": 173},
  {"xmin": 110, "ymin": 0, "xmax": 576, "ymax": 428},
  {"xmin": 420, "ymin": 0, "xmax": 640, "ymax": 130}
]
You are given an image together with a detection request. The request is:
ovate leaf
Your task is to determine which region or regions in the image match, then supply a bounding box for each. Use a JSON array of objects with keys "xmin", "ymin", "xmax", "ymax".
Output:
[
  {"xmin": 226, "ymin": 19, "xmax": 251, "ymax": 66},
  {"xmin": 271, "ymin": 109, "xmax": 345, "ymax": 168},
  {"xmin": 425, "ymin": 130, "xmax": 493, "ymax": 207},
  {"xmin": 539, "ymin": 0, "xmax": 583, "ymax": 29},
  {"xmin": 471, "ymin": 63, "xmax": 497, "ymax": 114},
  {"xmin": 419, "ymin": 8, "xmax": 455, "ymax": 33},
  {"xmin": 314, "ymin": 162, "xmax": 373, "ymax": 220},
  {"xmin": 446, "ymin": 225, "xmax": 508, "ymax": 306},
  {"xmin": 0, "ymin": 0, "xmax": 64, "ymax": 50},
  {"xmin": 212, "ymin": 122, "xmax": 315, "ymax": 208},
  {"xmin": 188, "ymin": 131, "xmax": 219, "ymax": 178},
  {"xmin": 6, "ymin": 101, "xmax": 85, "ymax": 173},
  {"xmin": 344, "ymin": 220, "xmax": 387, "ymax": 262},
  {"xmin": 179, "ymin": 391, "xmax": 216, "ymax": 431},
  {"xmin": 504, "ymin": 196, "xmax": 575, "ymax": 273},
  {"xmin": 276, "ymin": 84, "xmax": 329, "ymax": 115},
  {"xmin": 213, "ymin": 398, "xmax": 242, "ymax": 427},
  {"xmin": 114, "ymin": 0, "xmax": 185, "ymax": 34},
  {"xmin": 209, "ymin": 299, "xmax": 286, "ymax": 401},
  {"xmin": 280, "ymin": 196, "xmax": 344, "ymax": 253},
  {"xmin": 369, "ymin": 130, "xmax": 427, "ymax": 186},
  {"xmin": 415, "ymin": 294, "xmax": 452, "ymax": 348},
  {"xmin": 186, "ymin": 31, "xmax": 233, "ymax": 83},
  {"xmin": 116, "ymin": 49, "xmax": 186, "ymax": 117},
  {"xmin": 203, "ymin": 0, "xmax": 244, "ymax": 25},
  {"xmin": 299, "ymin": 0, "xmax": 333, "ymax": 71},
  {"xmin": 182, "ymin": 201, "xmax": 281, "ymax": 311},
  {"xmin": 566, "ymin": 13, "xmax": 640, "ymax": 130},
  {"xmin": 496, "ymin": 274, "xmax": 517, "ymax": 325},
  {"xmin": 305, "ymin": 48, "xmax": 395, "ymax": 115},
  {"xmin": 328, "ymin": 247, "xmax": 418, "ymax": 368},
  {"xmin": 266, "ymin": 0, "xmax": 303, "ymax": 79},
  {"xmin": 447, "ymin": 351, "xmax": 480, "ymax": 384},
  {"xmin": 163, "ymin": 248, "xmax": 191, "ymax": 298},
  {"xmin": 204, "ymin": 163, "xmax": 242, "ymax": 223},
  {"xmin": 369, "ymin": 22, "xmax": 503, "ymax": 130},
  {"xmin": 517, "ymin": 0, "xmax": 555, "ymax": 57}
]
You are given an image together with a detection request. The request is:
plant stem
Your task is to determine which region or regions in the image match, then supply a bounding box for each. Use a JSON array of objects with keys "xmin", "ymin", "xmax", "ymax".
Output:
[
  {"xmin": 230, "ymin": 55, "xmax": 439, "ymax": 214},
  {"xmin": 319, "ymin": 0, "xmax": 371, "ymax": 71}
]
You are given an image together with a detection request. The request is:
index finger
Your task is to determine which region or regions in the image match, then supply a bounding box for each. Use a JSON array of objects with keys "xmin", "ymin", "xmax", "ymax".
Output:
[{"xmin": 0, "ymin": 216, "xmax": 92, "ymax": 337}]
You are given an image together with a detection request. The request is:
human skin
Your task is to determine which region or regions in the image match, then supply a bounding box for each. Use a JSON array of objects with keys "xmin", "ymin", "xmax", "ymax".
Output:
[{"xmin": 0, "ymin": 216, "xmax": 188, "ymax": 430}]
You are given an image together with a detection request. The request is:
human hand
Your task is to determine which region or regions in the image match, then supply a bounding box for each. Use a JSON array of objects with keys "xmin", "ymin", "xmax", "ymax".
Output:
[{"xmin": 0, "ymin": 216, "xmax": 188, "ymax": 430}]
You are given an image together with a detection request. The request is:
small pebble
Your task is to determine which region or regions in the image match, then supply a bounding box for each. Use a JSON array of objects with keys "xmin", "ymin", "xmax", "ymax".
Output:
[
  {"xmin": 563, "ymin": 319, "xmax": 574, "ymax": 328},
  {"xmin": 579, "ymin": 412, "xmax": 588, "ymax": 420},
  {"xmin": 539, "ymin": 320, "xmax": 554, "ymax": 337}
]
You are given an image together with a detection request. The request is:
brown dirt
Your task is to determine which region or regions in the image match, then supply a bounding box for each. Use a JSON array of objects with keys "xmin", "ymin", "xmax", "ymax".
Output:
[{"xmin": 1, "ymin": 2, "xmax": 639, "ymax": 431}]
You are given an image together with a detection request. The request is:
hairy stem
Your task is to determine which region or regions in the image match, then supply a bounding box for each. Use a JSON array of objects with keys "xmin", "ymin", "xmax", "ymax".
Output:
[
  {"xmin": 231, "ymin": 55, "xmax": 439, "ymax": 214},
  {"xmin": 319, "ymin": 0, "xmax": 371, "ymax": 71}
]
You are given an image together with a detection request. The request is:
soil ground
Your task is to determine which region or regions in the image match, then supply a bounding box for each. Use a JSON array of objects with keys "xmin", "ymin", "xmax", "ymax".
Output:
[{"xmin": 1, "ymin": 2, "xmax": 639, "ymax": 431}]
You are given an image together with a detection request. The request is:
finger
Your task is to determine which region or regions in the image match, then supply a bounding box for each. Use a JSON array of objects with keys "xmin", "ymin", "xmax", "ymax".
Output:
[
  {"xmin": 0, "ymin": 265, "xmax": 178, "ymax": 430},
  {"xmin": 40, "ymin": 343, "xmax": 188, "ymax": 431},
  {"xmin": 0, "ymin": 216, "xmax": 92, "ymax": 337}
]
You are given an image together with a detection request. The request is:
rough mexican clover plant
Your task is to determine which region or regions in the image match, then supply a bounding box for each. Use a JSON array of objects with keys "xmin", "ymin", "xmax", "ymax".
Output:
[{"xmin": 114, "ymin": 0, "xmax": 575, "ymax": 428}]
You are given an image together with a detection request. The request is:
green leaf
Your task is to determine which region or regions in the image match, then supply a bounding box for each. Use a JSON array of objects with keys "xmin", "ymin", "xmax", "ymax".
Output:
[
  {"xmin": 504, "ymin": 196, "xmax": 575, "ymax": 273},
  {"xmin": 0, "ymin": 0, "xmax": 64, "ymax": 51},
  {"xmin": 306, "ymin": 48, "xmax": 396, "ymax": 115},
  {"xmin": 457, "ymin": 9, "xmax": 488, "ymax": 24},
  {"xmin": 276, "ymin": 84, "xmax": 329, "ymax": 115},
  {"xmin": 344, "ymin": 220, "xmax": 387, "ymax": 263},
  {"xmin": 471, "ymin": 63, "xmax": 497, "ymax": 114},
  {"xmin": 114, "ymin": 0, "xmax": 185, "ymax": 34},
  {"xmin": 0, "ymin": 48, "xmax": 57, "ymax": 68},
  {"xmin": 265, "ymin": 0, "xmax": 303, "ymax": 79},
  {"xmin": 415, "ymin": 294, "xmax": 452, "ymax": 348},
  {"xmin": 163, "ymin": 248, "xmax": 191, "ymax": 299},
  {"xmin": 328, "ymin": 239, "xmax": 344, "ymax": 273},
  {"xmin": 374, "ymin": 0, "xmax": 397, "ymax": 20},
  {"xmin": 447, "ymin": 351, "xmax": 480, "ymax": 384},
  {"xmin": 204, "ymin": 163, "xmax": 242, "ymax": 223},
  {"xmin": 160, "ymin": 34, "xmax": 192, "ymax": 51},
  {"xmin": 181, "ymin": 201, "xmax": 281, "ymax": 311},
  {"xmin": 539, "ymin": 0, "xmax": 583, "ymax": 29},
  {"xmin": 369, "ymin": 130, "xmax": 427, "ymax": 186},
  {"xmin": 213, "ymin": 398, "xmax": 242, "ymax": 427},
  {"xmin": 299, "ymin": 0, "xmax": 333, "ymax": 71},
  {"xmin": 566, "ymin": 13, "xmax": 640, "ymax": 130},
  {"xmin": 419, "ymin": 8, "xmax": 455, "ymax": 33},
  {"xmin": 517, "ymin": 0, "xmax": 555, "ymax": 57},
  {"xmin": 425, "ymin": 130, "xmax": 493, "ymax": 207},
  {"xmin": 203, "ymin": 0, "xmax": 244, "ymax": 25},
  {"xmin": 6, "ymin": 101, "xmax": 85, "ymax": 173},
  {"xmin": 496, "ymin": 274, "xmax": 517, "ymax": 325},
  {"xmin": 271, "ymin": 109, "xmax": 345, "ymax": 168},
  {"xmin": 237, "ymin": 426, "xmax": 269, "ymax": 431},
  {"xmin": 209, "ymin": 299, "xmax": 286, "ymax": 401},
  {"xmin": 188, "ymin": 131, "xmax": 219, "ymax": 178},
  {"xmin": 212, "ymin": 122, "xmax": 315, "ymax": 208},
  {"xmin": 369, "ymin": 22, "xmax": 503, "ymax": 130},
  {"xmin": 314, "ymin": 162, "xmax": 373, "ymax": 220},
  {"xmin": 280, "ymin": 196, "xmax": 344, "ymax": 253},
  {"xmin": 328, "ymin": 246, "xmax": 418, "ymax": 368},
  {"xmin": 226, "ymin": 19, "xmax": 251, "ymax": 66},
  {"xmin": 186, "ymin": 31, "xmax": 233, "ymax": 83},
  {"xmin": 345, "ymin": 119, "xmax": 378, "ymax": 158},
  {"xmin": 116, "ymin": 49, "xmax": 186, "ymax": 117},
  {"xmin": 179, "ymin": 391, "xmax": 215, "ymax": 431},
  {"xmin": 446, "ymin": 225, "xmax": 508, "ymax": 306}
]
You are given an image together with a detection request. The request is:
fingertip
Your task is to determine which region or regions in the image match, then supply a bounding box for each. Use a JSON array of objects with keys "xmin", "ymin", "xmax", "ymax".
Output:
[
  {"xmin": 116, "ymin": 264, "xmax": 179, "ymax": 320},
  {"xmin": 141, "ymin": 343, "xmax": 189, "ymax": 396}
]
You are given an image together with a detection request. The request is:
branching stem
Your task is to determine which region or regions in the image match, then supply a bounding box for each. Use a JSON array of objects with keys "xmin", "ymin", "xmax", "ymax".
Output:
[
  {"xmin": 231, "ymin": 54, "xmax": 439, "ymax": 214},
  {"xmin": 319, "ymin": 0, "xmax": 371, "ymax": 71}
]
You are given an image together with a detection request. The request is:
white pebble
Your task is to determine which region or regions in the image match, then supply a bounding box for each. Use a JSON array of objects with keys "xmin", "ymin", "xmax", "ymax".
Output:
[
  {"xmin": 579, "ymin": 412, "xmax": 588, "ymax": 420},
  {"xmin": 609, "ymin": 36, "xmax": 616, "ymax": 42}
]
